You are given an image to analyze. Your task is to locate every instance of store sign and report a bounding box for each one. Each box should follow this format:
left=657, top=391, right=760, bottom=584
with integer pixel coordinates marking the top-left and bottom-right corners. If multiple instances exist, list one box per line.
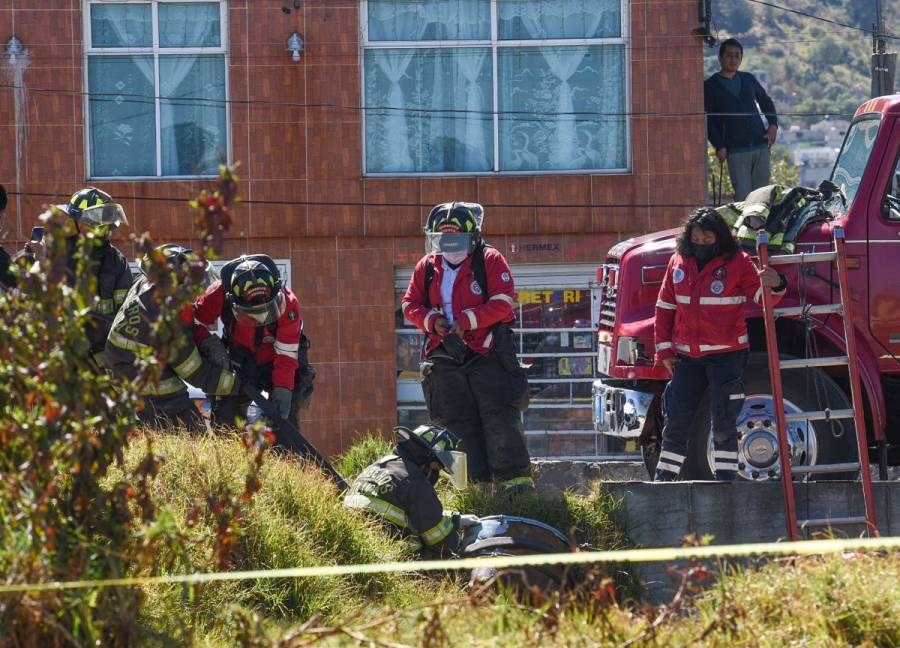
left=517, top=289, right=583, bottom=305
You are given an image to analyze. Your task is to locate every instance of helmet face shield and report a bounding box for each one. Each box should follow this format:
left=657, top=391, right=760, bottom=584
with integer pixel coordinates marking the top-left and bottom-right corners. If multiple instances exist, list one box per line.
left=231, top=289, right=286, bottom=326
left=436, top=449, right=468, bottom=490
left=425, top=231, right=477, bottom=256
left=79, top=202, right=128, bottom=229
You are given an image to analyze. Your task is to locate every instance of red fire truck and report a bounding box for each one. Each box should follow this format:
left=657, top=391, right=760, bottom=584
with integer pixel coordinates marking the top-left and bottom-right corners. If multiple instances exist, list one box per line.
left=593, top=95, right=900, bottom=480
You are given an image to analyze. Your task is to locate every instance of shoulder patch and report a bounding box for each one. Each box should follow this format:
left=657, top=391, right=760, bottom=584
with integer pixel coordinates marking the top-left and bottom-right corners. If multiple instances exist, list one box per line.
left=288, top=310, right=298, bottom=321
left=673, top=267, right=685, bottom=284
left=470, top=280, right=483, bottom=296
left=501, top=271, right=511, bottom=282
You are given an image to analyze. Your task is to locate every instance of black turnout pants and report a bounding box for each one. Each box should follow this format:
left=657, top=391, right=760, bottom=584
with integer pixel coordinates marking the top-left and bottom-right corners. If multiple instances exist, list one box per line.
left=422, top=351, right=530, bottom=483
left=139, top=392, right=205, bottom=434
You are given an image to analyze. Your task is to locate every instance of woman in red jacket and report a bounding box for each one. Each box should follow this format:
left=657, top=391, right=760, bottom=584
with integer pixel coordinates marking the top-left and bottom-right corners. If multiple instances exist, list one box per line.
left=654, top=208, right=786, bottom=481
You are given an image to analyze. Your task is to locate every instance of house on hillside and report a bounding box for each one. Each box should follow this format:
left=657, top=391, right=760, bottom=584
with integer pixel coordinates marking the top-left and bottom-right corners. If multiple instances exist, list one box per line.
left=0, top=0, right=705, bottom=459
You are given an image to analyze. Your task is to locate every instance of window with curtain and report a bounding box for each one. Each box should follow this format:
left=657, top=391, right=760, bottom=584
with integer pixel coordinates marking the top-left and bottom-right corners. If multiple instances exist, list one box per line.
left=363, top=0, right=627, bottom=175
left=86, top=1, right=227, bottom=178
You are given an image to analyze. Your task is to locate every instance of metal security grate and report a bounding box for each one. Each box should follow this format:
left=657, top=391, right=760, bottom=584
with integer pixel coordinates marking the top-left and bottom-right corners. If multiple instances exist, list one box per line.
left=597, top=262, right=619, bottom=332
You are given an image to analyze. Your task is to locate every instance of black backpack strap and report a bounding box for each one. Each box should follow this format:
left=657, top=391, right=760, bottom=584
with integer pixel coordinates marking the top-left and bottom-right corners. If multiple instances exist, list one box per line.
left=471, top=242, right=489, bottom=304
left=423, top=258, right=434, bottom=309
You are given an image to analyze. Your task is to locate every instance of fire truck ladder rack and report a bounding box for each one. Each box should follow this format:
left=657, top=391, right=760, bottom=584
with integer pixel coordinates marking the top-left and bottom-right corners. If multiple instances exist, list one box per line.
left=757, top=227, right=878, bottom=541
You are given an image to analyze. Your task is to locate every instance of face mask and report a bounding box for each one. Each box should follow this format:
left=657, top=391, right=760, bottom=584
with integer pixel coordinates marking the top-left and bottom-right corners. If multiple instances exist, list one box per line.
left=442, top=251, right=468, bottom=265
left=693, top=243, right=718, bottom=262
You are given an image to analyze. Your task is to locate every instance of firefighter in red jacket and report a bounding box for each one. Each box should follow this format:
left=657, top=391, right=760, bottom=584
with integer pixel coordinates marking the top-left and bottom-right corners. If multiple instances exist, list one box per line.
left=654, top=207, right=786, bottom=481
left=193, top=254, right=314, bottom=428
left=401, top=202, right=532, bottom=490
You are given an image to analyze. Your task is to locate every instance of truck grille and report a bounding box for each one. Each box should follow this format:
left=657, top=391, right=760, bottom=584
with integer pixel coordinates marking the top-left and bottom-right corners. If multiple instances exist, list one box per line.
left=598, top=262, right=619, bottom=332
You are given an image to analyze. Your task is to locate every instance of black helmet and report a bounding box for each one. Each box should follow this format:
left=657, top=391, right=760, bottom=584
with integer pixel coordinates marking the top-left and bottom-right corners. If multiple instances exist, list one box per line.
left=223, top=254, right=285, bottom=326
left=424, top=202, right=484, bottom=256
left=394, top=424, right=468, bottom=489
left=140, top=243, right=193, bottom=276
left=67, top=187, right=127, bottom=234
left=68, top=187, right=112, bottom=220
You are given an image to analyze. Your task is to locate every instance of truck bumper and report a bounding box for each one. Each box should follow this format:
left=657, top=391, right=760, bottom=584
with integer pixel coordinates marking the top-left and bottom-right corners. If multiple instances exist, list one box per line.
left=592, top=379, right=656, bottom=438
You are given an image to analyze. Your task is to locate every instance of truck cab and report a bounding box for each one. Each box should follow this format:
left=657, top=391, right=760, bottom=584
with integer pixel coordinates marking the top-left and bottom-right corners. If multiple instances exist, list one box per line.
left=593, top=95, right=900, bottom=480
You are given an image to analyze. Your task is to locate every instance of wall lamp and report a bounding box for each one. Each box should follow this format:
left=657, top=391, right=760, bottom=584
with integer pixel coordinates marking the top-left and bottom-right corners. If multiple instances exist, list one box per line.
left=4, top=36, right=24, bottom=63
left=287, top=32, right=304, bottom=62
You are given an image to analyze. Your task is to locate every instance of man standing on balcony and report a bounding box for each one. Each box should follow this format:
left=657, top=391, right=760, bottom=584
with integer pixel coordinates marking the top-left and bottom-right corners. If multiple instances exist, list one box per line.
left=705, top=38, right=779, bottom=201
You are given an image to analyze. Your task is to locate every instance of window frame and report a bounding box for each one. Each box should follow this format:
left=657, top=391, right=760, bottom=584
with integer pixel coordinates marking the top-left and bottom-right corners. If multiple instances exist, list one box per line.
left=83, top=0, right=231, bottom=180
left=359, top=0, right=631, bottom=177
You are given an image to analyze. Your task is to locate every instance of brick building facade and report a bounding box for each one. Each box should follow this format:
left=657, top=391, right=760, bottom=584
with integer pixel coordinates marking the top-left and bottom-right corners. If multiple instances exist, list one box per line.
left=0, top=0, right=706, bottom=457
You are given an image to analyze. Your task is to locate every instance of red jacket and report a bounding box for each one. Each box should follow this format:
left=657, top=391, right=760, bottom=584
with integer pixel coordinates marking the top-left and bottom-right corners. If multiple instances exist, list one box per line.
left=401, top=247, right=516, bottom=357
left=193, top=281, right=303, bottom=390
left=654, top=250, right=784, bottom=362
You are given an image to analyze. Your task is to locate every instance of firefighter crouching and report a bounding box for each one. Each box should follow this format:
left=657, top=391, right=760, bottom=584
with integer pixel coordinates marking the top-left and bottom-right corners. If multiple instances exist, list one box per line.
left=105, top=244, right=241, bottom=432
left=401, top=202, right=532, bottom=490
left=344, top=424, right=477, bottom=556
left=654, top=208, right=787, bottom=481
left=192, top=254, right=315, bottom=429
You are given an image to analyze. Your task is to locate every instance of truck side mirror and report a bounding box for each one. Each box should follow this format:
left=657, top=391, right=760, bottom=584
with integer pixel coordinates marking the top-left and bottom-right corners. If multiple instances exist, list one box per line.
left=883, top=194, right=900, bottom=221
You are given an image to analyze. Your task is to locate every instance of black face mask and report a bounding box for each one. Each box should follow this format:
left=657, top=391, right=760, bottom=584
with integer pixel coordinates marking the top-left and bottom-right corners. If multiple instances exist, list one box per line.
left=693, top=243, right=718, bottom=262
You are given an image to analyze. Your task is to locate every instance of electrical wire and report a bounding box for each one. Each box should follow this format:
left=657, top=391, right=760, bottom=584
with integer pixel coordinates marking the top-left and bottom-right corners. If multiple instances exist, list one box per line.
left=0, top=83, right=859, bottom=120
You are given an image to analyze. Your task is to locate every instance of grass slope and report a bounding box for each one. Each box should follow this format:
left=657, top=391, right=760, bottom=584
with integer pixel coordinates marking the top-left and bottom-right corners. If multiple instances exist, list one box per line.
left=116, top=433, right=899, bottom=646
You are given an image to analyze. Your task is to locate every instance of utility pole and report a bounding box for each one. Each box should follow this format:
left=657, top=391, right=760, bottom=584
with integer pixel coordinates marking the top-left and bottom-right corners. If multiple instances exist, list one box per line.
left=872, top=0, right=897, bottom=97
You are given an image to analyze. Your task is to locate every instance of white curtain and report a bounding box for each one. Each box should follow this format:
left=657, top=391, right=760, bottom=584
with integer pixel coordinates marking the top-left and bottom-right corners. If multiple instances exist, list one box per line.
left=498, top=0, right=619, bottom=40
left=90, top=4, right=152, bottom=47
left=516, top=4, right=604, bottom=168
left=368, top=0, right=489, bottom=40
left=498, top=45, right=625, bottom=171
left=160, top=56, right=226, bottom=175
left=375, top=51, right=418, bottom=170
left=88, top=55, right=157, bottom=176
left=367, top=48, right=492, bottom=173
left=458, top=50, right=489, bottom=170
left=158, top=3, right=220, bottom=47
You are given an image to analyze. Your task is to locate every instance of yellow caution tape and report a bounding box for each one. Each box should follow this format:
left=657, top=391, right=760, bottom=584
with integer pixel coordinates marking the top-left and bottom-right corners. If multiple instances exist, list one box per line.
left=1, top=536, right=898, bottom=594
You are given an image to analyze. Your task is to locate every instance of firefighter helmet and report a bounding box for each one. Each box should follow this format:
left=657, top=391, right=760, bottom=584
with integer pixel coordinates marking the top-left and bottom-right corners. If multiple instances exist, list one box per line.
left=424, top=202, right=483, bottom=256
left=140, top=243, right=195, bottom=277
left=395, top=424, right=468, bottom=489
left=67, top=187, right=127, bottom=235
left=225, top=254, right=286, bottom=326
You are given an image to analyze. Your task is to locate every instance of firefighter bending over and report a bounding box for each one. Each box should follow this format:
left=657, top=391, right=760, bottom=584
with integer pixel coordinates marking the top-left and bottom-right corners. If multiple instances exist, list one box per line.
left=192, top=254, right=315, bottom=428
left=105, top=244, right=241, bottom=432
left=344, top=425, right=476, bottom=556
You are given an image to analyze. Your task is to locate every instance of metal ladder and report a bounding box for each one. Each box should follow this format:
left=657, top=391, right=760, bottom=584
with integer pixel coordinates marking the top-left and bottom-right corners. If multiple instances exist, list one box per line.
left=756, top=226, right=878, bottom=541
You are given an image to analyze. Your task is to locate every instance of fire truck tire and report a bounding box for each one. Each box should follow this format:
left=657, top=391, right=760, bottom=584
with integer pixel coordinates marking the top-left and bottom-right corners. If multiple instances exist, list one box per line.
left=644, top=352, right=858, bottom=481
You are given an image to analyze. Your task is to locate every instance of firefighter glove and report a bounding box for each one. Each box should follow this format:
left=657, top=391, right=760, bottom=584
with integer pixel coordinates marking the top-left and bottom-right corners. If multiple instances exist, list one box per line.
left=271, top=386, right=292, bottom=420
left=199, top=335, right=229, bottom=367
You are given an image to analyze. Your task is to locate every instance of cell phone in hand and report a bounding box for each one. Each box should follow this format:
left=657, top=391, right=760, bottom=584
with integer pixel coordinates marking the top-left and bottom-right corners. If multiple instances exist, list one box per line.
left=30, top=226, right=44, bottom=242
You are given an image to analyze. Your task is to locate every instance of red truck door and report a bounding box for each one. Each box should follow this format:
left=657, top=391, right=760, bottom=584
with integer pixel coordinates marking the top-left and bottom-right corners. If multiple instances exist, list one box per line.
left=864, top=117, right=900, bottom=372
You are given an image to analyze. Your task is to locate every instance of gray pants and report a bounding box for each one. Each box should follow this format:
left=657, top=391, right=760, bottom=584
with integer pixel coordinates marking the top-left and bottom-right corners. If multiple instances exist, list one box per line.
left=727, top=147, right=771, bottom=201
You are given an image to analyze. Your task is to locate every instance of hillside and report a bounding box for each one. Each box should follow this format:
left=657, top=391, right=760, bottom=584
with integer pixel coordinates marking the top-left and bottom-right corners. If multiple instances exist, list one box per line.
left=707, top=0, right=900, bottom=126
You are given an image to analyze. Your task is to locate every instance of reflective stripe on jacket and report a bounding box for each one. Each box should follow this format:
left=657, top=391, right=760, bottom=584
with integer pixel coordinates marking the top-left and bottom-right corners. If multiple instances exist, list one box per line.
left=400, top=247, right=516, bottom=357
left=654, top=250, right=784, bottom=362
left=343, top=454, right=460, bottom=551
left=192, top=281, right=303, bottom=390
left=106, top=276, right=238, bottom=397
